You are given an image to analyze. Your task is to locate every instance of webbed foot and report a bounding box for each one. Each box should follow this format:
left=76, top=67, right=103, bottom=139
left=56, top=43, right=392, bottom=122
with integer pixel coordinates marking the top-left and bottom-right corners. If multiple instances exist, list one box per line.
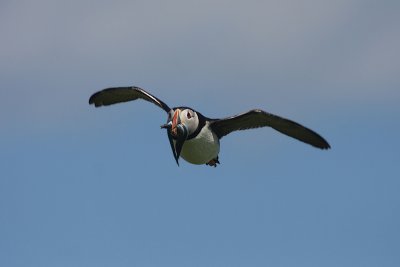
left=206, top=157, right=220, bottom=167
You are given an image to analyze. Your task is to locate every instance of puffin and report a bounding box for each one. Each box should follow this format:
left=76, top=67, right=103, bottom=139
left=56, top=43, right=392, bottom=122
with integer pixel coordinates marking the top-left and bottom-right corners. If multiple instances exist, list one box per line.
left=89, top=86, right=330, bottom=167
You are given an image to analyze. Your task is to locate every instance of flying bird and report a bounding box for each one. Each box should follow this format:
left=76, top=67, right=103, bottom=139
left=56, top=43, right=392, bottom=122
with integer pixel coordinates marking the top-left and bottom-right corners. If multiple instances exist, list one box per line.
left=89, top=86, right=330, bottom=167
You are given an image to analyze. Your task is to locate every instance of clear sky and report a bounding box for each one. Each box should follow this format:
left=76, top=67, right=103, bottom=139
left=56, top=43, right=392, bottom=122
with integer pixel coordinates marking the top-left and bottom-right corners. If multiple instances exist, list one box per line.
left=1, top=0, right=399, bottom=266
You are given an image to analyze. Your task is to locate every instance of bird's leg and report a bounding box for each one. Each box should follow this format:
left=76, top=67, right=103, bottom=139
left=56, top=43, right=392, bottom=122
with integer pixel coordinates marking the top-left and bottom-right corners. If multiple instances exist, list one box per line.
left=206, top=157, right=220, bottom=167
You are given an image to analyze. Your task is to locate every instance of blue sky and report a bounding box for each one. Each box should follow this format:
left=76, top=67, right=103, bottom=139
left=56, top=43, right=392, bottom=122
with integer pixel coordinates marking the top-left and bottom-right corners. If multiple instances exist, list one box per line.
left=1, top=0, right=399, bottom=266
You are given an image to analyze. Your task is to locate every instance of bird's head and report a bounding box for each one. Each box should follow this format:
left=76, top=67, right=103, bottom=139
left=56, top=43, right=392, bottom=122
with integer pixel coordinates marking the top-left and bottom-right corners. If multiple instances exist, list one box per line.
left=160, top=108, right=199, bottom=165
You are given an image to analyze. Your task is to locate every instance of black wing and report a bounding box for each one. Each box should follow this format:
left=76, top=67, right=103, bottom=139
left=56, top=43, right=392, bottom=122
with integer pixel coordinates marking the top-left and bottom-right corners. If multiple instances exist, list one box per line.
left=210, top=109, right=330, bottom=149
left=89, top=86, right=171, bottom=113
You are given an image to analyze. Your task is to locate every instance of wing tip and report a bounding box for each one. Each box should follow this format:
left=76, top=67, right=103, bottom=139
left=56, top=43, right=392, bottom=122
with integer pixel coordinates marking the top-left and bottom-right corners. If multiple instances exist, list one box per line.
left=88, top=92, right=103, bottom=107
left=88, top=96, right=94, bottom=105
left=314, top=139, right=331, bottom=150
left=89, top=87, right=128, bottom=107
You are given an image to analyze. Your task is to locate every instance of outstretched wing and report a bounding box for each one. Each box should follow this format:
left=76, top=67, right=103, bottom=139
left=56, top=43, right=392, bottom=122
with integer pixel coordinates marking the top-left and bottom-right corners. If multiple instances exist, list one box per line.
left=89, top=86, right=171, bottom=113
left=210, top=109, right=330, bottom=149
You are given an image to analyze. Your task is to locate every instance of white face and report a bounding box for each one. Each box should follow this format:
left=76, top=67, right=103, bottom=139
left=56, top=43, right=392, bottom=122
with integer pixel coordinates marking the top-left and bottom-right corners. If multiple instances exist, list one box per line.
left=179, top=108, right=199, bottom=136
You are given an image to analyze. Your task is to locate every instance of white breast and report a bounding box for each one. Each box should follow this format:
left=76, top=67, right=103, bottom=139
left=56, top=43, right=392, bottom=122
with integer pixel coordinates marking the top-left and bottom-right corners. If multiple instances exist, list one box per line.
left=178, top=122, right=220, bottom=165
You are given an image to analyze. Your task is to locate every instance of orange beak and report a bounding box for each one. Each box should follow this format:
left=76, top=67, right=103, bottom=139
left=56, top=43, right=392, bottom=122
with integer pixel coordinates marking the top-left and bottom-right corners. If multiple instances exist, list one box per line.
left=171, top=109, right=181, bottom=136
left=160, top=108, right=188, bottom=166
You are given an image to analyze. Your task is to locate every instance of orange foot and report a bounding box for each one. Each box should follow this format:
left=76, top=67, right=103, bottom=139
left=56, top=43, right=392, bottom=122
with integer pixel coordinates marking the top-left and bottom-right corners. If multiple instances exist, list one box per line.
left=206, top=157, right=220, bottom=167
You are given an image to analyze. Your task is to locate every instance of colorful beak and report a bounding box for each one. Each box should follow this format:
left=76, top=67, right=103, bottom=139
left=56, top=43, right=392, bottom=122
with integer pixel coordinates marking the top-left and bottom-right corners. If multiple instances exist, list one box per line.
left=171, top=109, right=181, bottom=137
left=160, top=109, right=188, bottom=166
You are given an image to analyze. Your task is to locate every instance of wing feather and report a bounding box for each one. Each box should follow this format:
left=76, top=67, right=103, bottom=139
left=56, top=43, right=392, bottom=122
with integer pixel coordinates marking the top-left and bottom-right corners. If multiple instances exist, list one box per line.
left=210, top=109, right=330, bottom=149
left=89, top=86, right=170, bottom=113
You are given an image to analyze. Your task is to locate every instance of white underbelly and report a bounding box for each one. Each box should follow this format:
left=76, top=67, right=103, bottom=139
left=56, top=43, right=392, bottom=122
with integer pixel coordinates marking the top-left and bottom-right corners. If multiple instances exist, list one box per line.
left=178, top=124, right=220, bottom=165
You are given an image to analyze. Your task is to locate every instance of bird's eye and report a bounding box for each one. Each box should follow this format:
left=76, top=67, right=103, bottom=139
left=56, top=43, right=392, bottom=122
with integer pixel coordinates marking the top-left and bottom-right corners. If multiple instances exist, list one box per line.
left=187, top=112, right=192, bottom=119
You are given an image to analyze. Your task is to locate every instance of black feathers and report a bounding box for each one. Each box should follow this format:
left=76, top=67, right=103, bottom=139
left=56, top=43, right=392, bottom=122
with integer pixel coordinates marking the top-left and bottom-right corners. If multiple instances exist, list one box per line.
left=210, top=109, right=330, bottom=149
